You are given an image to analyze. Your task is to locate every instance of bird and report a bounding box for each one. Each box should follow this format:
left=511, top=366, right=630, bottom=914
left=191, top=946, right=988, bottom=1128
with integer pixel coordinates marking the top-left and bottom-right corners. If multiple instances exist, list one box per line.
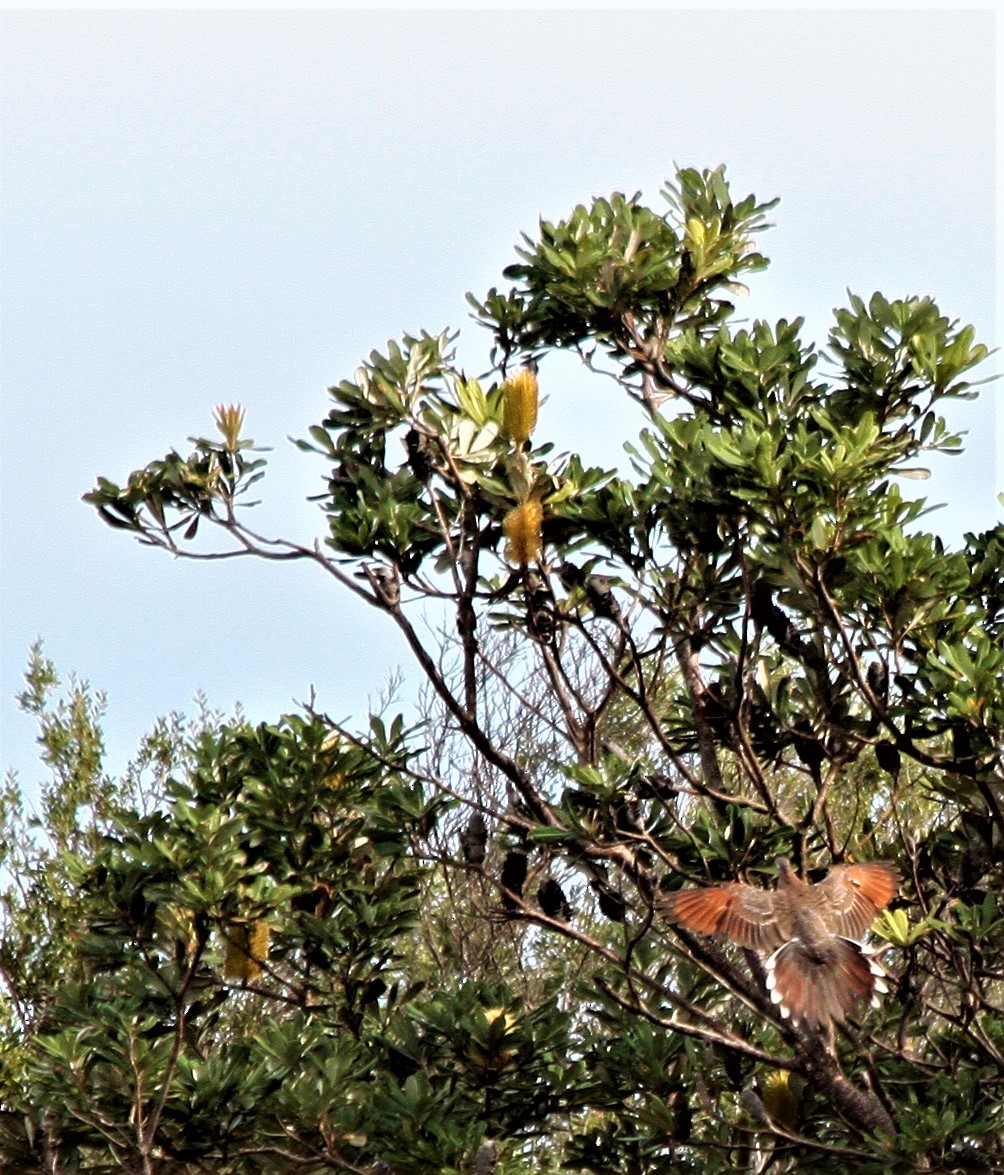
left=660, top=858, right=900, bottom=1029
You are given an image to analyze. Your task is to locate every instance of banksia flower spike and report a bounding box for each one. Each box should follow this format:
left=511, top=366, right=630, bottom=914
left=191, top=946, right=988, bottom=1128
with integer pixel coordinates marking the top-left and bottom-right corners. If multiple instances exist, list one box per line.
left=223, top=920, right=270, bottom=982
left=502, top=369, right=539, bottom=446
left=503, top=498, right=543, bottom=565
left=223, top=926, right=245, bottom=981
left=246, top=919, right=270, bottom=977
left=761, top=1069, right=800, bottom=1131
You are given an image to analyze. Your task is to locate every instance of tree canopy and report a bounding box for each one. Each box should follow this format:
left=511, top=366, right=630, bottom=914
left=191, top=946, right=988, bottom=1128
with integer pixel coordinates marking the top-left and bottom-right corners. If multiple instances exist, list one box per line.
left=3, top=164, right=1002, bottom=1174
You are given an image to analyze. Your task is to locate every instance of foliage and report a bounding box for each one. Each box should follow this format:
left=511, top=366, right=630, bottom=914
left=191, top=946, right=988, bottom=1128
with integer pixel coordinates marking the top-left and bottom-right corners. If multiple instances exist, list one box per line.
left=2, top=164, right=1001, bottom=1172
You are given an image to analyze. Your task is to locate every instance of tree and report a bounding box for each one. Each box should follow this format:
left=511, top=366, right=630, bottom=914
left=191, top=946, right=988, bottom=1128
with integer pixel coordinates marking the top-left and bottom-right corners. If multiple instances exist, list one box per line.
left=3, top=164, right=1002, bottom=1172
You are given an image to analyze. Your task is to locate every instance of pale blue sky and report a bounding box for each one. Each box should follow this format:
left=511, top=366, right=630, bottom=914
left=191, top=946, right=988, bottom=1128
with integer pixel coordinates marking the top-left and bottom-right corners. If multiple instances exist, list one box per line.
left=1, top=8, right=998, bottom=793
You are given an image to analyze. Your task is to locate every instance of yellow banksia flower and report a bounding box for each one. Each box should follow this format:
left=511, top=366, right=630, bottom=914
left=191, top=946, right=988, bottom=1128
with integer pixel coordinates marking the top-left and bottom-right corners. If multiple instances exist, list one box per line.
left=502, top=369, right=539, bottom=446
left=483, top=1007, right=518, bottom=1033
left=503, top=498, right=543, bottom=565
left=246, top=920, right=270, bottom=975
left=223, top=920, right=270, bottom=982
left=214, top=403, right=246, bottom=451
left=465, top=1007, right=521, bottom=1074
left=761, top=1069, right=800, bottom=1131
left=223, top=928, right=248, bottom=981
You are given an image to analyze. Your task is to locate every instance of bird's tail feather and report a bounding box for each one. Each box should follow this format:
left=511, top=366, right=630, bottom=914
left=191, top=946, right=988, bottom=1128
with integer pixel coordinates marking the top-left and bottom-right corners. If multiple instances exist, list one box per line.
left=766, top=937, right=888, bottom=1027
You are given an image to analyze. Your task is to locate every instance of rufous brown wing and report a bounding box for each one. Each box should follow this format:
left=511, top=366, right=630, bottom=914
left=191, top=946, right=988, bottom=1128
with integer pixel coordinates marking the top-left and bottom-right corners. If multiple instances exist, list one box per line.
left=661, top=859, right=900, bottom=1028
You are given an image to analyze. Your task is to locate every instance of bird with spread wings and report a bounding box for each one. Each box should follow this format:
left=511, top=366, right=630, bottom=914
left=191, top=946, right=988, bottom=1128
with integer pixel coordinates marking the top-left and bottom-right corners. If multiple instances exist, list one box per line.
left=660, top=858, right=901, bottom=1029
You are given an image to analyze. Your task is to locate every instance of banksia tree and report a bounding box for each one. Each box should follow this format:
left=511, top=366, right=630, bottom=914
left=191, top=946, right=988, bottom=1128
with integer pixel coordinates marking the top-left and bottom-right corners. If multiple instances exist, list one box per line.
left=5, top=164, right=997, bottom=1172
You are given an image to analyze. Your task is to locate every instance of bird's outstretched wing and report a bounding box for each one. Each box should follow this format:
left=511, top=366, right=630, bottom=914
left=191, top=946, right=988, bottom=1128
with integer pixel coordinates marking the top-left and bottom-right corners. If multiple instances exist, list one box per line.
left=816, top=861, right=900, bottom=938
left=661, top=882, right=786, bottom=951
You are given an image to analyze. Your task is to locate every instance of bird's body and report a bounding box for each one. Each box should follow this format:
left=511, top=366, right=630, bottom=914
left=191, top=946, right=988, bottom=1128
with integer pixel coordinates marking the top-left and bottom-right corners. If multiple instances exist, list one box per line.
left=661, top=858, right=900, bottom=1028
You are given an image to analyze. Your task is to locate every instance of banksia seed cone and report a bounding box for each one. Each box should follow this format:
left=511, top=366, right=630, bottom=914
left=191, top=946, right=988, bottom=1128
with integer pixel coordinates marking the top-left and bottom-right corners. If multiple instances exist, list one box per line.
left=500, top=850, right=528, bottom=909
left=503, top=499, right=543, bottom=565
left=538, top=878, right=572, bottom=920
left=502, top=369, right=539, bottom=445
left=461, top=811, right=489, bottom=865
left=474, top=1140, right=501, bottom=1175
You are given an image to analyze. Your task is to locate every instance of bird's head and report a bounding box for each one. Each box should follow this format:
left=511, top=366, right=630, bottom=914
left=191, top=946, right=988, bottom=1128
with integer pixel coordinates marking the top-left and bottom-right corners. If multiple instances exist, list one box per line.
left=773, top=857, right=796, bottom=881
